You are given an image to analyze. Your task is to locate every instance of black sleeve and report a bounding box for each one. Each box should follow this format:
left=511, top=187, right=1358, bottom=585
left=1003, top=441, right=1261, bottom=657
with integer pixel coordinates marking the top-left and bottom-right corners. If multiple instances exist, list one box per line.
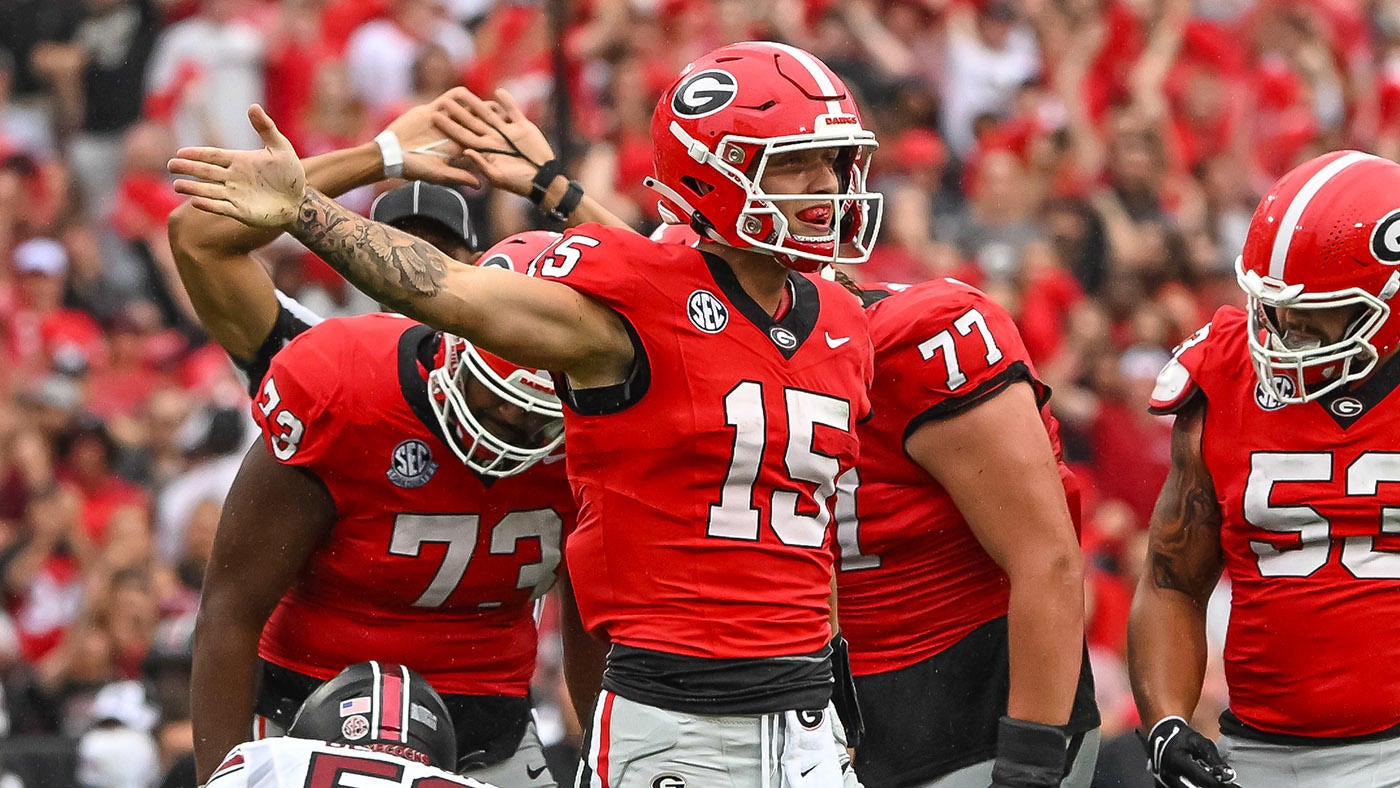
left=233, top=294, right=320, bottom=396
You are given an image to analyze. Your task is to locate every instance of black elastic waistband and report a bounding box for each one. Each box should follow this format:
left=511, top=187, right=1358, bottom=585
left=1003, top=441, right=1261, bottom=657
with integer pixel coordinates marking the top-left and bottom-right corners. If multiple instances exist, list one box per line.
left=601, top=643, right=833, bottom=715
left=1220, top=709, right=1400, bottom=747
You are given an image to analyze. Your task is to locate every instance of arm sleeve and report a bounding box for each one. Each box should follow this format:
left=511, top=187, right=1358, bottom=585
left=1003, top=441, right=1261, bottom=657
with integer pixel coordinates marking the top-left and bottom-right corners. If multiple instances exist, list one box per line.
left=232, top=291, right=323, bottom=397
left=248, top=325, right=347, bottom=471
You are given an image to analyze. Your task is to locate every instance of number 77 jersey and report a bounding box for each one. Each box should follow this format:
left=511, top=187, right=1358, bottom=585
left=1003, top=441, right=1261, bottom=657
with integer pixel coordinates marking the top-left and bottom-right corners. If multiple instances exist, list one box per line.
left=836, top=278, right=1075, bottom=676
left=1150, top=305, right=1400, bottom=738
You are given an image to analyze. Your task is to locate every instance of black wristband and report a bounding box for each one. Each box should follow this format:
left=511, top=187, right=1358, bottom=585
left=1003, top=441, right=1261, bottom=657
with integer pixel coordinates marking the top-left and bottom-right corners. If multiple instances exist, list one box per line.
left=992, top=716, right=1069, bottom=787
left=529, top=159, right=565, bottom=206
left=547, top=179, right=585, bottom=222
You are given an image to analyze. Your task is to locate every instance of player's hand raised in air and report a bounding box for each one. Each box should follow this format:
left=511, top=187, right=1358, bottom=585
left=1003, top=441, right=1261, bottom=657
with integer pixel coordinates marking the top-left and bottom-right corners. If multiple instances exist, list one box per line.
left=169, top=104, right=306, bottom=228
left=433, top=87, right=557, bottom=197
left=380, top=89, right=484, bottom=188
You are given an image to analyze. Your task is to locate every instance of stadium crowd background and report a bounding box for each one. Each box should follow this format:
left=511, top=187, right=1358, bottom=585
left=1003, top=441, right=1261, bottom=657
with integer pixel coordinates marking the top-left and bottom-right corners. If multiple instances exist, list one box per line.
left=0, top=0, right=1389, bottom=784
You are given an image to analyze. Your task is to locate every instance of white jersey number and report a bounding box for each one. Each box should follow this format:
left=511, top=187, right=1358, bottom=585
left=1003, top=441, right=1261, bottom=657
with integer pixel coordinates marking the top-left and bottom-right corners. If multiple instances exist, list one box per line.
left=1245, top=451, right=1400, bottom=578
left=390, top=510, right=562, bottom=608
left=708, top=381, right=851, bottom=548
left=916, top=308, right=1004, bottom=391
left=256, top=377, right=306, bottom=461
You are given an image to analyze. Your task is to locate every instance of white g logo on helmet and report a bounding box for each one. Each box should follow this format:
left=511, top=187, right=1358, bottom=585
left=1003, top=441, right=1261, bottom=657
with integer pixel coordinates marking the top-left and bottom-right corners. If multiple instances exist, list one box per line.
left=672, top=70, right=738, bottom=118
left=1370, top=210, right=1400, bottom=265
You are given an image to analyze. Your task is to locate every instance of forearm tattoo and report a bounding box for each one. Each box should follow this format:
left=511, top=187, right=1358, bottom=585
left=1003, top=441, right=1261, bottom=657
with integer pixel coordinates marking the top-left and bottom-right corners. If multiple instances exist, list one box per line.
left=289, top=189, right=449, bottom=317
left=1148, top=399, right=1225, bottom=601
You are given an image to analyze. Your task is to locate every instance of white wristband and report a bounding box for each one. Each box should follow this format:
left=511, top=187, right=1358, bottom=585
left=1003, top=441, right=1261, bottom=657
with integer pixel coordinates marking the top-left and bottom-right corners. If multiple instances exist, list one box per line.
left=374, top=130, right=404, bottom=179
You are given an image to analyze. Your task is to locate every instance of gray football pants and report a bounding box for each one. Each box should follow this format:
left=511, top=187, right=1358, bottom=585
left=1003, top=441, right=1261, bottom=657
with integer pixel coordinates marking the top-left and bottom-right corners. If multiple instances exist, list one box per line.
left=1216, top=731, right=1400, bottom=788
left=574, top=691, right=861, bottom=787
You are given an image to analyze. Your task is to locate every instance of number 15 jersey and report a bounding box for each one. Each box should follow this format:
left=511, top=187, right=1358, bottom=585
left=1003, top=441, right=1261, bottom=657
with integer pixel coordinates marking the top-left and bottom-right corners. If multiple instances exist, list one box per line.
left=525, top=225, right=872, bottom=660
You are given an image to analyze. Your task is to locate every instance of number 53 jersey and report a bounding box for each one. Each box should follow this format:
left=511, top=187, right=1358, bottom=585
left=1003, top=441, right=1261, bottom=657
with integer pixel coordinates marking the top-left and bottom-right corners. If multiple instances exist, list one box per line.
left=250, top=313, right=577, bottom=698
left=1150, top=305, right=1400, bottom=739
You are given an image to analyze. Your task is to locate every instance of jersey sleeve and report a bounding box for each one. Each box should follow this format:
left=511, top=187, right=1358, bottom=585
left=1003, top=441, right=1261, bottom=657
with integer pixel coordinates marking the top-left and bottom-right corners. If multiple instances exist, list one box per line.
left=524, top=224, right=647, bottom=315
left=880, top=281, right=1043, bottom=439
left=1147, top=319, right=1216, bottom=414
left=232, top=290, right=323, bottom=397
left=204, top=745, right=249, bottom=788
left=249, top=322, right=349, bottom=470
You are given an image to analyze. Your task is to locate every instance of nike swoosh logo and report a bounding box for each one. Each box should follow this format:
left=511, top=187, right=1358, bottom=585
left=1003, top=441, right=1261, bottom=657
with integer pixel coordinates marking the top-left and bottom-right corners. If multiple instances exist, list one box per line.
left=801, top=764, right=820, bottom=778
left=526, top=763, right=548, bottom=780
left=825, top=333, right=850, bottom=348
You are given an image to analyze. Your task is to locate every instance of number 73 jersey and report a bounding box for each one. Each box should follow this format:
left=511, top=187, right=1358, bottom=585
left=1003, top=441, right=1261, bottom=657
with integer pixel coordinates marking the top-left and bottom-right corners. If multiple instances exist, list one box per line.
left=250, top=314, right=577, bottom=698
left=1150, top=305, right=1400, bottom=738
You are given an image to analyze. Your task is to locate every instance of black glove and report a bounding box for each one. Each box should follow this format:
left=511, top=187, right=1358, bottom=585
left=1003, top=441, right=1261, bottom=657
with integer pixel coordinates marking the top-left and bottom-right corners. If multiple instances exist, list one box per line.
left=828, top=633, right=865, bottom=750
left=1143, top=716, right=1238, bottom=788
left=989, top=716, right=1069, bottom=787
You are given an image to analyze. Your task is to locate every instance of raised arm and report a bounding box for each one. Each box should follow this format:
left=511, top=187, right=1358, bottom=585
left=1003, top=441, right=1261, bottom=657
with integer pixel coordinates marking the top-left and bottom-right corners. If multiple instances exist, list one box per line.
left=1126, top=396, right=1237, bottom=788
left=431, top=87, right=633, bottom=230
left=167, top=93, right=482, bottom=360
left=169, top=105, right=634, bottom=385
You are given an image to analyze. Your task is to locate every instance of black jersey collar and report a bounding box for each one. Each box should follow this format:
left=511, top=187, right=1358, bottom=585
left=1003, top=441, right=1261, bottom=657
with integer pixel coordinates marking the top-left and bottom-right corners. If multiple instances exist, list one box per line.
left=701, top=251, right=820, bottom=360
left=1316, top=352, right=1400, bottom=429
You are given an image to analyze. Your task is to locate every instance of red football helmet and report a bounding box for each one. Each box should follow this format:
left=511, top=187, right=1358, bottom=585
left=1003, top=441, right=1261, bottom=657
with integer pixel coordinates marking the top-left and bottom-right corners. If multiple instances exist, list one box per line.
left=647, top=41, right=883, bottom=272
left=1236, top=150, right=1400, bottom=403
left=427, top=336, right=563, bottom=477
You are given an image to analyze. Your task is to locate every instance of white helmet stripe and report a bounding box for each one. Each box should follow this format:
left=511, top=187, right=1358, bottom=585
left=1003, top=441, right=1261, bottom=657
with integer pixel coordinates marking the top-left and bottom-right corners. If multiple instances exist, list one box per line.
left=1269, top=151, right=1376, bottom=279
left=369, top=660, right=382, bottom=739
left=763, top=41, right=843, bottom=117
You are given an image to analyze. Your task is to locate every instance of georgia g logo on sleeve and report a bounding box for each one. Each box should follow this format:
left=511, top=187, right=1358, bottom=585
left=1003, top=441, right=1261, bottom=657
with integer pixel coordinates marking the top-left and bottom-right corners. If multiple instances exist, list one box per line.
left=672, top=70, right=738, bottom=118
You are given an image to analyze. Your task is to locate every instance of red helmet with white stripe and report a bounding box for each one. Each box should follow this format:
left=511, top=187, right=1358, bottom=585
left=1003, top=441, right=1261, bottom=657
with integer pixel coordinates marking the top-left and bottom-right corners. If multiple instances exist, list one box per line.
left=288, top=661, right=457, bottom=769
left=646, top=41, right=883, bottom=272
left=1237, top=150, right=1400, bottom=403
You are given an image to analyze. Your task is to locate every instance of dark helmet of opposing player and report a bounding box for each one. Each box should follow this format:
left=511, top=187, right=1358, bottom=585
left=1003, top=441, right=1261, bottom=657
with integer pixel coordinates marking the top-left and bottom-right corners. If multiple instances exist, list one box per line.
left=1237, top=150, right=1400, bottom=403
left=427, top=336, right=564, bottom=477
left=647, top=41, right=883, bottom=273
left=287, top=661, right=457, bottom=770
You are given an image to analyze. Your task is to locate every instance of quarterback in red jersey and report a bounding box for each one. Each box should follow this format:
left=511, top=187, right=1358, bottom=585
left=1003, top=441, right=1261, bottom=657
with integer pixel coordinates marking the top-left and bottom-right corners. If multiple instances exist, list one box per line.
left=1131, top=151, right=1400, bottom=788
left=170, top=90, right=623, bottom=786
left=836, top=277, right=1098, bottom=787
left=172, top=41, right=882, bottom=786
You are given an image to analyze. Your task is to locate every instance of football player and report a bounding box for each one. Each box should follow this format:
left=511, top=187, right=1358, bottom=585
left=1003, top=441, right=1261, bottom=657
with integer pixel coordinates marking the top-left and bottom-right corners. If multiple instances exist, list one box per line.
left=1131, top=150, right=1400, bottom=787
left=835, top=276, right=1100, bottom=788
left=206, top=661, right=498, bottom=788
left=172, top=90, right=618, bottom=787
left=171, top=41, right=882, bottom=786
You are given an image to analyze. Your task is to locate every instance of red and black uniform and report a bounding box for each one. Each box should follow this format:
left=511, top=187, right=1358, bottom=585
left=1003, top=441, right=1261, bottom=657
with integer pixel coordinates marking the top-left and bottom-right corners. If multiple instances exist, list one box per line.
left=249, top=312, right=576, bottom=765
left=838, top=279, right=1098, bottom=786
left=1150, top=306, right=1400, bottom=742
left=502, top=224, right=872, bottom=715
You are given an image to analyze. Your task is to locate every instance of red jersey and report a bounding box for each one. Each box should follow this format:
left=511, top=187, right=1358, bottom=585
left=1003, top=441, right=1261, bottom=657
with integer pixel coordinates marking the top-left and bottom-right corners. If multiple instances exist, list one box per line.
left=250, top=313, right=576, bottom=697
left=837, top=279, right=1078, bottom=676
left=1149, top=306, right=1400, bottom=738
left=509, top=224, right=871, bottom=659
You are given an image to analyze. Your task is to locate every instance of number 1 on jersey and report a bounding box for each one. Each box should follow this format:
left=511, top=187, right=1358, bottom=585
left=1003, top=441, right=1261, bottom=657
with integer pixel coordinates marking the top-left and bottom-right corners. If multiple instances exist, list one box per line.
left=708, top=381, right=851, bottom=548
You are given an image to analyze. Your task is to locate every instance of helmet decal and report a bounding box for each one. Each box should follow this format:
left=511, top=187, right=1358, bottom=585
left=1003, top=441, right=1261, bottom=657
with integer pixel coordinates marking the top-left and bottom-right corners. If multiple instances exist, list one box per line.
left=1371, top=209, right=1400, bottom=264
left=672, top=70, right=738, bottom=118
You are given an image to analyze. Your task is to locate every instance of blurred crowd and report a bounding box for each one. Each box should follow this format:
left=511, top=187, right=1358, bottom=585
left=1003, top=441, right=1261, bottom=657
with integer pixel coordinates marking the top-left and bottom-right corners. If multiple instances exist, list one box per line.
left=0, top=0, right=1393, bottom=784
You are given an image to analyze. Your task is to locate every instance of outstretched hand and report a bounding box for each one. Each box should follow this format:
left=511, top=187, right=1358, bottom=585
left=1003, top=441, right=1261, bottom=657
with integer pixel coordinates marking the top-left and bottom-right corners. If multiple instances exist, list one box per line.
left=382, top=90, right=483, bottom=187
left=168, top=104, right=307, bottom=228
left=433, top=87, right=557, bottom=197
